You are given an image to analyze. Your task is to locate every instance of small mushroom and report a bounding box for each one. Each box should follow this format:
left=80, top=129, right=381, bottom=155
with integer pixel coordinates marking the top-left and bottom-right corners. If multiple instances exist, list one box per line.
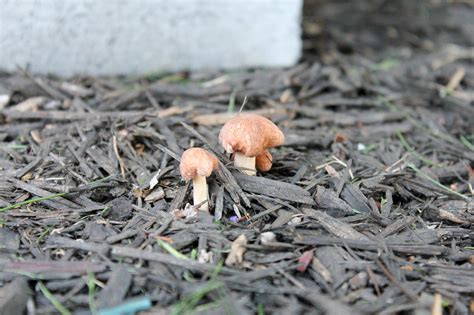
left=219, top=114, right=284, bottom=175
left=256, top=150, right=272, bottom=172
left=179, top=148, right=218, bottom=212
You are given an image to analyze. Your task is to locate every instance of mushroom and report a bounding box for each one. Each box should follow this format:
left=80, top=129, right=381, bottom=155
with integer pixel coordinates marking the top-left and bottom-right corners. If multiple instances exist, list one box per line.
left=179, top=148, right=218, bottom=212
left=256, top=150, right=272, bottom=172
left=219, top=114, right=284, bottom=175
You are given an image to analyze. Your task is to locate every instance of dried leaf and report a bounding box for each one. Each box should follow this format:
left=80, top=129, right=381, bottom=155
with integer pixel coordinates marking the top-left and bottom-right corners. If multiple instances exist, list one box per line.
left=225, top=234, right=247, bottom=267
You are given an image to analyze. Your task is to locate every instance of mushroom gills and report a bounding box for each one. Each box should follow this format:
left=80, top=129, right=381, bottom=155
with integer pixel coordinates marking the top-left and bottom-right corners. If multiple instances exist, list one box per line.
left=192, top=174, right=209, bottom=211
left=234, top=153, right=256, bottom=176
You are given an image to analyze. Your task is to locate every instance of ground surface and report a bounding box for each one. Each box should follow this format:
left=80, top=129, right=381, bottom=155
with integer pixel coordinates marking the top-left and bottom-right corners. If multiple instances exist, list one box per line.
left=0, top=1, right=473, bottom=314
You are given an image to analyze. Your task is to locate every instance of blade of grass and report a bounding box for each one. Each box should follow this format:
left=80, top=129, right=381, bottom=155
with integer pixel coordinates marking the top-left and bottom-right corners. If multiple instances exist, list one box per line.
left=372, top=57, right=398, bottom=71
left=460, top=135, right=474, bottom=151
left=157, top=239, right=189, bottom=260
left=87, top=272, right=98, bottom=315
left=171, top=261, right=226, bottom=315
left=227, top=90, right=236, bottom=113
left=0, top=175, right=114, bottom=213
left=7, top=270, right=43, bottom=279
left=171, top=281, right=223, bottom=315
left=381, top=98, right=467, bottom=149
left=1, top=143, right=29, bottom=150
left=38, top=281, right=71, bottom=315
left=37, top=226, right=52, bottom=243
left=190, top=248, right=197, bottom=260
left=407, top=163, right=469, bottom=201
left=396, top=131, right=438, bottom=166
left=210, top=260, right=223, bottom=280
left=0, top=192, right=67, bottom=212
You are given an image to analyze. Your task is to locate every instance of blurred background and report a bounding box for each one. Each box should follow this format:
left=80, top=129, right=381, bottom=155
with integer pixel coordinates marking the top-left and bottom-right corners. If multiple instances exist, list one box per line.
left=1, top=0, right=472, bottom=76
left=303, top=0, right=473, bottom=61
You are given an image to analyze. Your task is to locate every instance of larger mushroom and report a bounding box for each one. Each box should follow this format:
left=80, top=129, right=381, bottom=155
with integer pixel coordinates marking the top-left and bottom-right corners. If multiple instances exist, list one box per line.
left=179, top=148, right=218, bottom=212
left=219, top=114, right=284, bottom=175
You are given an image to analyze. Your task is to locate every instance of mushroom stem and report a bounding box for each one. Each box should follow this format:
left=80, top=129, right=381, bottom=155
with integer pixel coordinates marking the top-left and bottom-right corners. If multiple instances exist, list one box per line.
left=192, top=175, right=209, bottom=212
left=234, top=153, right=256, bottom=176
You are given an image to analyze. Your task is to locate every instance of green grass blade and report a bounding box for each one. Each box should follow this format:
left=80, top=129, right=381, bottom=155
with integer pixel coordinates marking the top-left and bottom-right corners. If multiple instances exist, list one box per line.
left=157, top=239, right=189, bottom=260
left=170, top=261, right=226, bottom=315
left=0, top=175, right=116, bottom=213
left=87, top=272, right=98, bottom=315
left=407, top=163, right=469, bottom=201
left=171, top=281, right=223, bottom=315
left=460, top=135, right=474, bottom=151
left=0, top=192, right=67, bottom=212
left=227, top=90, right=236, bottom=113
left=210, top=260, right=224, bottom=279
left=38, top=281, right=71, bottom=315
left=37, top=226, right=52, bottom=243
left=397, top=131, right=438, bottom=166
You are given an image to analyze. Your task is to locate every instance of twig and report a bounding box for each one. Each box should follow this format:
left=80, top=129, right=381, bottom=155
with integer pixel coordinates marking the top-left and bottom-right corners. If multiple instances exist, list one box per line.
left=445, top=67, right=465, bottom=92
left=112, top=135, right=126, bottom=178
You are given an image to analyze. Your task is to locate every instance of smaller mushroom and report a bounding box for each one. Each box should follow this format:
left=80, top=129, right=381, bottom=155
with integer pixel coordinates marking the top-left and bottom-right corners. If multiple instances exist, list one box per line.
left=255, top=150, right=272, bottom=172
left=179, top=148, right=218, bottom=212
left=219, top=114, right=284, bottom=175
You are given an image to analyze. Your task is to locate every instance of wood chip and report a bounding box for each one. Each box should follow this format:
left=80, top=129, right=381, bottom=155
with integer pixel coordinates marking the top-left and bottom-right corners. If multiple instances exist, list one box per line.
left=234, top=173, right=315, bottom=204
left=303, top=209, right=369, bottom=240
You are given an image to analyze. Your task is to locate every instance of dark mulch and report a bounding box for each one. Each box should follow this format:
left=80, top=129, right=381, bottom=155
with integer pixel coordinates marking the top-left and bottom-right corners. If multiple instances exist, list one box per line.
left=1, top=1, right=473, bottom=314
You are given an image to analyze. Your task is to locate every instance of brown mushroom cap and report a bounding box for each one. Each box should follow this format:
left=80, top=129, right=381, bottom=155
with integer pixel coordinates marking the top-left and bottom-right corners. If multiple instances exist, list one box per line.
left=179, top=148, right=219, bottom=181
left=255, top=150, right=272, bottom=172
left=218, top=114, right=284, bottom=157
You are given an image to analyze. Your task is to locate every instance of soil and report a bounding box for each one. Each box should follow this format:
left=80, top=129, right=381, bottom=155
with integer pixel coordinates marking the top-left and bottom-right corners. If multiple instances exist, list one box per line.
left=1, top=1, right=473, bottom=314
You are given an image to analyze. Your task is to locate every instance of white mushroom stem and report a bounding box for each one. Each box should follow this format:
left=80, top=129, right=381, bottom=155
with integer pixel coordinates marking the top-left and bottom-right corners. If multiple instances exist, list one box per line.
left=192, top=175, right=209, bottom=212
left=234, top=152, right=256, bottom=176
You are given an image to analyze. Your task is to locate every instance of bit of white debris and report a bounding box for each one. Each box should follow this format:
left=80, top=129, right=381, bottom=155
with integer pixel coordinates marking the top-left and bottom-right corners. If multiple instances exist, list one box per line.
left=0, top=94, right=10, bottom=110
left=149, top=171, right=161, bottom=190
left=357, top=143, right=366, bottom=151
left=198, top=250, right=213, bottom=264
left=288, top=215, right=303, bottom=225
left=260, top=232, right=277, bottom=245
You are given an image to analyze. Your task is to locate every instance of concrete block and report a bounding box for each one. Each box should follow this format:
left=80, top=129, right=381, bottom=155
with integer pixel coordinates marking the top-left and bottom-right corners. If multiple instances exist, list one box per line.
left=0, top=0, right=303, bottom=76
